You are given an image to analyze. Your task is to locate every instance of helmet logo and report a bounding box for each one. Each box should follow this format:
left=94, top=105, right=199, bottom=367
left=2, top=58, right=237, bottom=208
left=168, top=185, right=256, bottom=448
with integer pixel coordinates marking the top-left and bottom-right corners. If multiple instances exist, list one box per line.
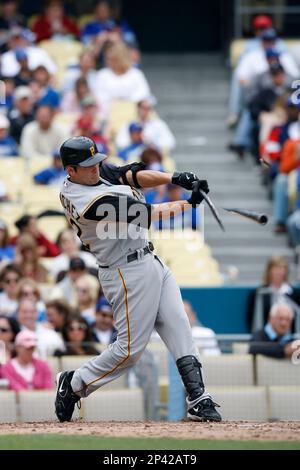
left=90, top=146, right=95, bottom=156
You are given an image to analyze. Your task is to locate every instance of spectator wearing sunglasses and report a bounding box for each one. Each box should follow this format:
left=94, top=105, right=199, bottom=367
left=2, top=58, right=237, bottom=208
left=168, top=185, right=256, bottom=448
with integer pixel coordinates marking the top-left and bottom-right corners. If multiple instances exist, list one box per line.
left=57, top=316, right=99, bottom=356
left=0, top=264, right=23, bottom=316
left=92, top=296, right=117, bottom=346
left=0, top=315, right=20, bottom=362
left=16, top=278, right=47, bottom=322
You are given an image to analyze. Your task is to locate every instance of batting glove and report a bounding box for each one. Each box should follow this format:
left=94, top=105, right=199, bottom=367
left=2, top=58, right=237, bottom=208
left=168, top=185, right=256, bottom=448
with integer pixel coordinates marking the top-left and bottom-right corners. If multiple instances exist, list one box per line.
left=187, top=180, right=209, bottom=207
left=172, top=171, right=199, bottom=190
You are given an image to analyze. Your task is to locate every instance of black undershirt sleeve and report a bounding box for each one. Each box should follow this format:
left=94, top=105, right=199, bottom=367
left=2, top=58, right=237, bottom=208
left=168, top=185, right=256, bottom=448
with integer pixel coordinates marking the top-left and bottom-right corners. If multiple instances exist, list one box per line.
left=100, top=162, right=146, bottom=188
left=83, top=195, right=152, bottom=229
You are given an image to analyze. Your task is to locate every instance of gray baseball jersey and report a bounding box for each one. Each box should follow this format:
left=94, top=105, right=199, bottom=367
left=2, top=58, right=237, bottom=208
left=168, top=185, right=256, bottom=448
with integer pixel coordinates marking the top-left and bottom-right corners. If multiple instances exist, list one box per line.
left=61, top=163, right=208, bottom=410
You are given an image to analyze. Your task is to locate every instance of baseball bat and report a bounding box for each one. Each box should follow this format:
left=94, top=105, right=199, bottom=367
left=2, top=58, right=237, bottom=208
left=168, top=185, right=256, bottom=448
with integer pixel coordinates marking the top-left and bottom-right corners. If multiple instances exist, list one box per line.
left=222, top=207, right=268, bottom=225
left=199, top=189, right=225, bottom=232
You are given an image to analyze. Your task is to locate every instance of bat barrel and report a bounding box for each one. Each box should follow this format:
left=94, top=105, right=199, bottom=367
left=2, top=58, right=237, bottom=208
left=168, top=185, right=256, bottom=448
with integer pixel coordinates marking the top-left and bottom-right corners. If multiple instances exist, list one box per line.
left=223, top=208, right=268, bottom=225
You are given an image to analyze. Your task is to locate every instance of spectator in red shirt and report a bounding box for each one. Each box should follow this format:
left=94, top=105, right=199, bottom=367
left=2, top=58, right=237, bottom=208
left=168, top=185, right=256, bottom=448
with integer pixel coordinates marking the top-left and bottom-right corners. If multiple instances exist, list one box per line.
left=32, top=0, right=80, bottom=43
left=1, top=329, right=53, bottom=391
left=11, top=214, right=60, bottom=258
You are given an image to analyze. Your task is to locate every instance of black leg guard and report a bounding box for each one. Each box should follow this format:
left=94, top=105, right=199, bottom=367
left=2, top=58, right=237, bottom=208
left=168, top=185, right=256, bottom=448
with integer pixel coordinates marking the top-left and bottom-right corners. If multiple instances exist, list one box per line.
left=176, top=355, right=205, bottom=401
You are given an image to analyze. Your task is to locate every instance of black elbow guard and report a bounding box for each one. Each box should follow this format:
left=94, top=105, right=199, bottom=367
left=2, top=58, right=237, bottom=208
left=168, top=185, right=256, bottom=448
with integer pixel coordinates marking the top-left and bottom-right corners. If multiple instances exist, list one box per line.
left=119, top=161, right=146, bottom=188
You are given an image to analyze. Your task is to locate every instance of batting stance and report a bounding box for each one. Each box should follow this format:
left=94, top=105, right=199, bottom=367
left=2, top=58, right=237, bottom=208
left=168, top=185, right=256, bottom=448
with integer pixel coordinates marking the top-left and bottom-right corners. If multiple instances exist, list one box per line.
left=55, top=136, right=221, bottom=422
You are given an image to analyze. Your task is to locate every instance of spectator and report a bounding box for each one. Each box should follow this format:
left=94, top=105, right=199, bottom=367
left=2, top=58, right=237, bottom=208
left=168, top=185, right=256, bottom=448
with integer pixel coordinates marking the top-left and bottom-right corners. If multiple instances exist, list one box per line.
left=12, top=214, right=60, bottom=258
left=61, top=76, right=91, bottom=113
left=32, top=0, right=80, bottom=43
left=13, top=48, right=32, bottom=86
left=16, top=299, right=64, bottom=356
left=0, top=77, right=15, bottom=114
left=95, top=42, right=151, bottom=117
left=20, top=105, right=67, bottom=160
left=0, top=114, right=18, bottom=157
left=0, top=264, right=22, bottom=316
left=32, top=65, right=60, bottom=109
left=8, top=86, right=34, bottom=144
left=116, top=99, right=176, bottom=152
left=33, top=149, right=67, bottom=186
left=15, top=234, right=49, bottom=283
left=0, top=315, right=20, bottom=361
left=118, top=122, right=145, bottom=161
left=0, top=1, right=25, bottom=39
left=60, top=50, right=97, bottom=96
left=50, top=257, right=88, bottom=305
left=183, top=300, right=220, bottom=356
left=75, top=274, right=99, bottom=324
left=48, top=228, right=97, bottom=280
left=58, top=315, right=99, bottom=356
left=16, top=278, right=46, bottom=322
left=73, top=96, right=109, bottom=152
left=0, top=220, right=16, bottom=263
left=0, top=27, right=56, bottom=77
left=247, top=256, right=300, bottom=332
left=45, top=299, right=72, bottom=333
left=249, top=303, right=299, bottom=359
left=81, top=0, right=136, bottom=47
left=92, top=296, right=117, bottom=346
left=1, top=330, right=53, bottom=390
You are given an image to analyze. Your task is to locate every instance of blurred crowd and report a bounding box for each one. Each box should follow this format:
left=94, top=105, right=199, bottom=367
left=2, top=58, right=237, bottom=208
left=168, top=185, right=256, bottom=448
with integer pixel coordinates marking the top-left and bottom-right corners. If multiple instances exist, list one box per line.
left=227, top=14, right=300, bottom=269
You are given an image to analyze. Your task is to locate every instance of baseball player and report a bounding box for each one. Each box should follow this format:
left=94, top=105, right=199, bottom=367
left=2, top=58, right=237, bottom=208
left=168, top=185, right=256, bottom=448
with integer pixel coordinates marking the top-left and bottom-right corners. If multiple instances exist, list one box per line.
left=55, top=136, right=221, bottom=422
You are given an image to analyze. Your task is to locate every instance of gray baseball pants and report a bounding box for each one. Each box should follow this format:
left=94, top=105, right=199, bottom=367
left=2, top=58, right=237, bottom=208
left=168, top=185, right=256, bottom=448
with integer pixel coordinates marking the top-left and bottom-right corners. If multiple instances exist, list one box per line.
left=71, top=251, right=201, bottom=398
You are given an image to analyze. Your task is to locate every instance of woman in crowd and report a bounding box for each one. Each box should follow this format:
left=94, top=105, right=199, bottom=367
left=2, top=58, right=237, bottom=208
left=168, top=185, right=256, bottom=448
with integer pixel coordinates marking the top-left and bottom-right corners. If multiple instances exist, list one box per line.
left=16, top=278, right=46, bottom=322
left=95, top=42, right=151, bottom=117
left=57, top=315, right=99, bottom=356
left=1, top=330, right=53, bottom=391
left=247, top=255, right=300, bottom=332
left=46, top=299, right=72, bottom=333
left=0, top=220, right=16, bottom=265
left=60, top=76, right=92, bottom=113
left=75, top=274, right=99, bottom=324
left=0, top=264, right=23, bottom=316
left=15, top=234, right=49, bottom=283
left=0, top=315, right=20, bottom=362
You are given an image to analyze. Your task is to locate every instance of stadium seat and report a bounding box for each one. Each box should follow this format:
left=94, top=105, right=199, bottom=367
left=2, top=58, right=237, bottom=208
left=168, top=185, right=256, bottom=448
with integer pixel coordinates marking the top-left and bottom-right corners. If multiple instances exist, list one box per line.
left=18, top=390, right=82, bottom=422
left=269, top=386, right=300, bottom=420
left=83, top=388, right=145, bottom=421
left=256, top=355, right=300, bottom=386
left=209, top=386, right=268, bottom=421
left=46, top=357, right=61, bottom=383
left=232, top=343, right=250, bottom=354
left=0, top=391, right=17, bottom=423
left=201, top=354, right=254, bottom=386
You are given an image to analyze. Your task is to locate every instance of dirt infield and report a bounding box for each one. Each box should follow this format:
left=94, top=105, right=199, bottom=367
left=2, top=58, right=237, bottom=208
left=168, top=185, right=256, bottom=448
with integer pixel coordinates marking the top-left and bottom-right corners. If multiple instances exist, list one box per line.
left=0, top=421, right=300, bottom=442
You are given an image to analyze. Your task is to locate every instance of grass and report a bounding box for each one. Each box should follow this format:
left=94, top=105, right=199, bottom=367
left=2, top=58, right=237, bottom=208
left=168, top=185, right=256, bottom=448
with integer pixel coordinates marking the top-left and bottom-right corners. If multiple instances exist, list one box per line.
left=0, top=435, right=299, bottom=450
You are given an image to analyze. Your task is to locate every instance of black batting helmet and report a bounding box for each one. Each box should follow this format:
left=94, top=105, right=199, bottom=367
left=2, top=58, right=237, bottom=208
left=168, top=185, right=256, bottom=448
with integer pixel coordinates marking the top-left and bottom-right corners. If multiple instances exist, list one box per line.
left=59, top=136, right=107, bottom=169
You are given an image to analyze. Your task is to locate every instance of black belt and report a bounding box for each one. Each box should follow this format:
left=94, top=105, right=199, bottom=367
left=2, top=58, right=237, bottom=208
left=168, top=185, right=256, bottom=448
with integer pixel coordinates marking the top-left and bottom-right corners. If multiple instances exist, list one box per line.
left=99, top=242, right=154, bottom=269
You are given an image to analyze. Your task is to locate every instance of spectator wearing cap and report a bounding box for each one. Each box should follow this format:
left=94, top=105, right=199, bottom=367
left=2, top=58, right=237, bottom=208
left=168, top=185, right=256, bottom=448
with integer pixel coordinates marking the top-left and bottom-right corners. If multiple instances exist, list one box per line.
left=31, top=65, right=60, bottom=109
left=0, top=329, right=53, bottom=390
left=13, top=48, right=32, bottom=87
left=94, top=42, right=151, bottom=118
left=20, top=104, right=68, bottom=160
left=58, top=315, right=99, bottom=356
left=0, top=27, right=56, bottom=77
left=92, top=296, right=117, bottom=346
left=50, top=257, right=88, bottom=306
left=0, top=314, right=20, bottom=362
left=0, top=219, right=16, bottom=263
left=8, top=86, right=34, bottom=144
left=0, top=264, right=22, bottom=316
left=16, top=299, right=65, bottom=356
left=48, top=228, right=97, bottom=280
left=33, top=149, right=66, bottom=186
left=0, top=114, right=18, bottom=157
left=32, top=0, right=80, bottom=43
left=11, top=214, right=60, bottom=258
left=118, top=122, right=145, bottom=161
left=116, top=99, right=176, bottom=153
